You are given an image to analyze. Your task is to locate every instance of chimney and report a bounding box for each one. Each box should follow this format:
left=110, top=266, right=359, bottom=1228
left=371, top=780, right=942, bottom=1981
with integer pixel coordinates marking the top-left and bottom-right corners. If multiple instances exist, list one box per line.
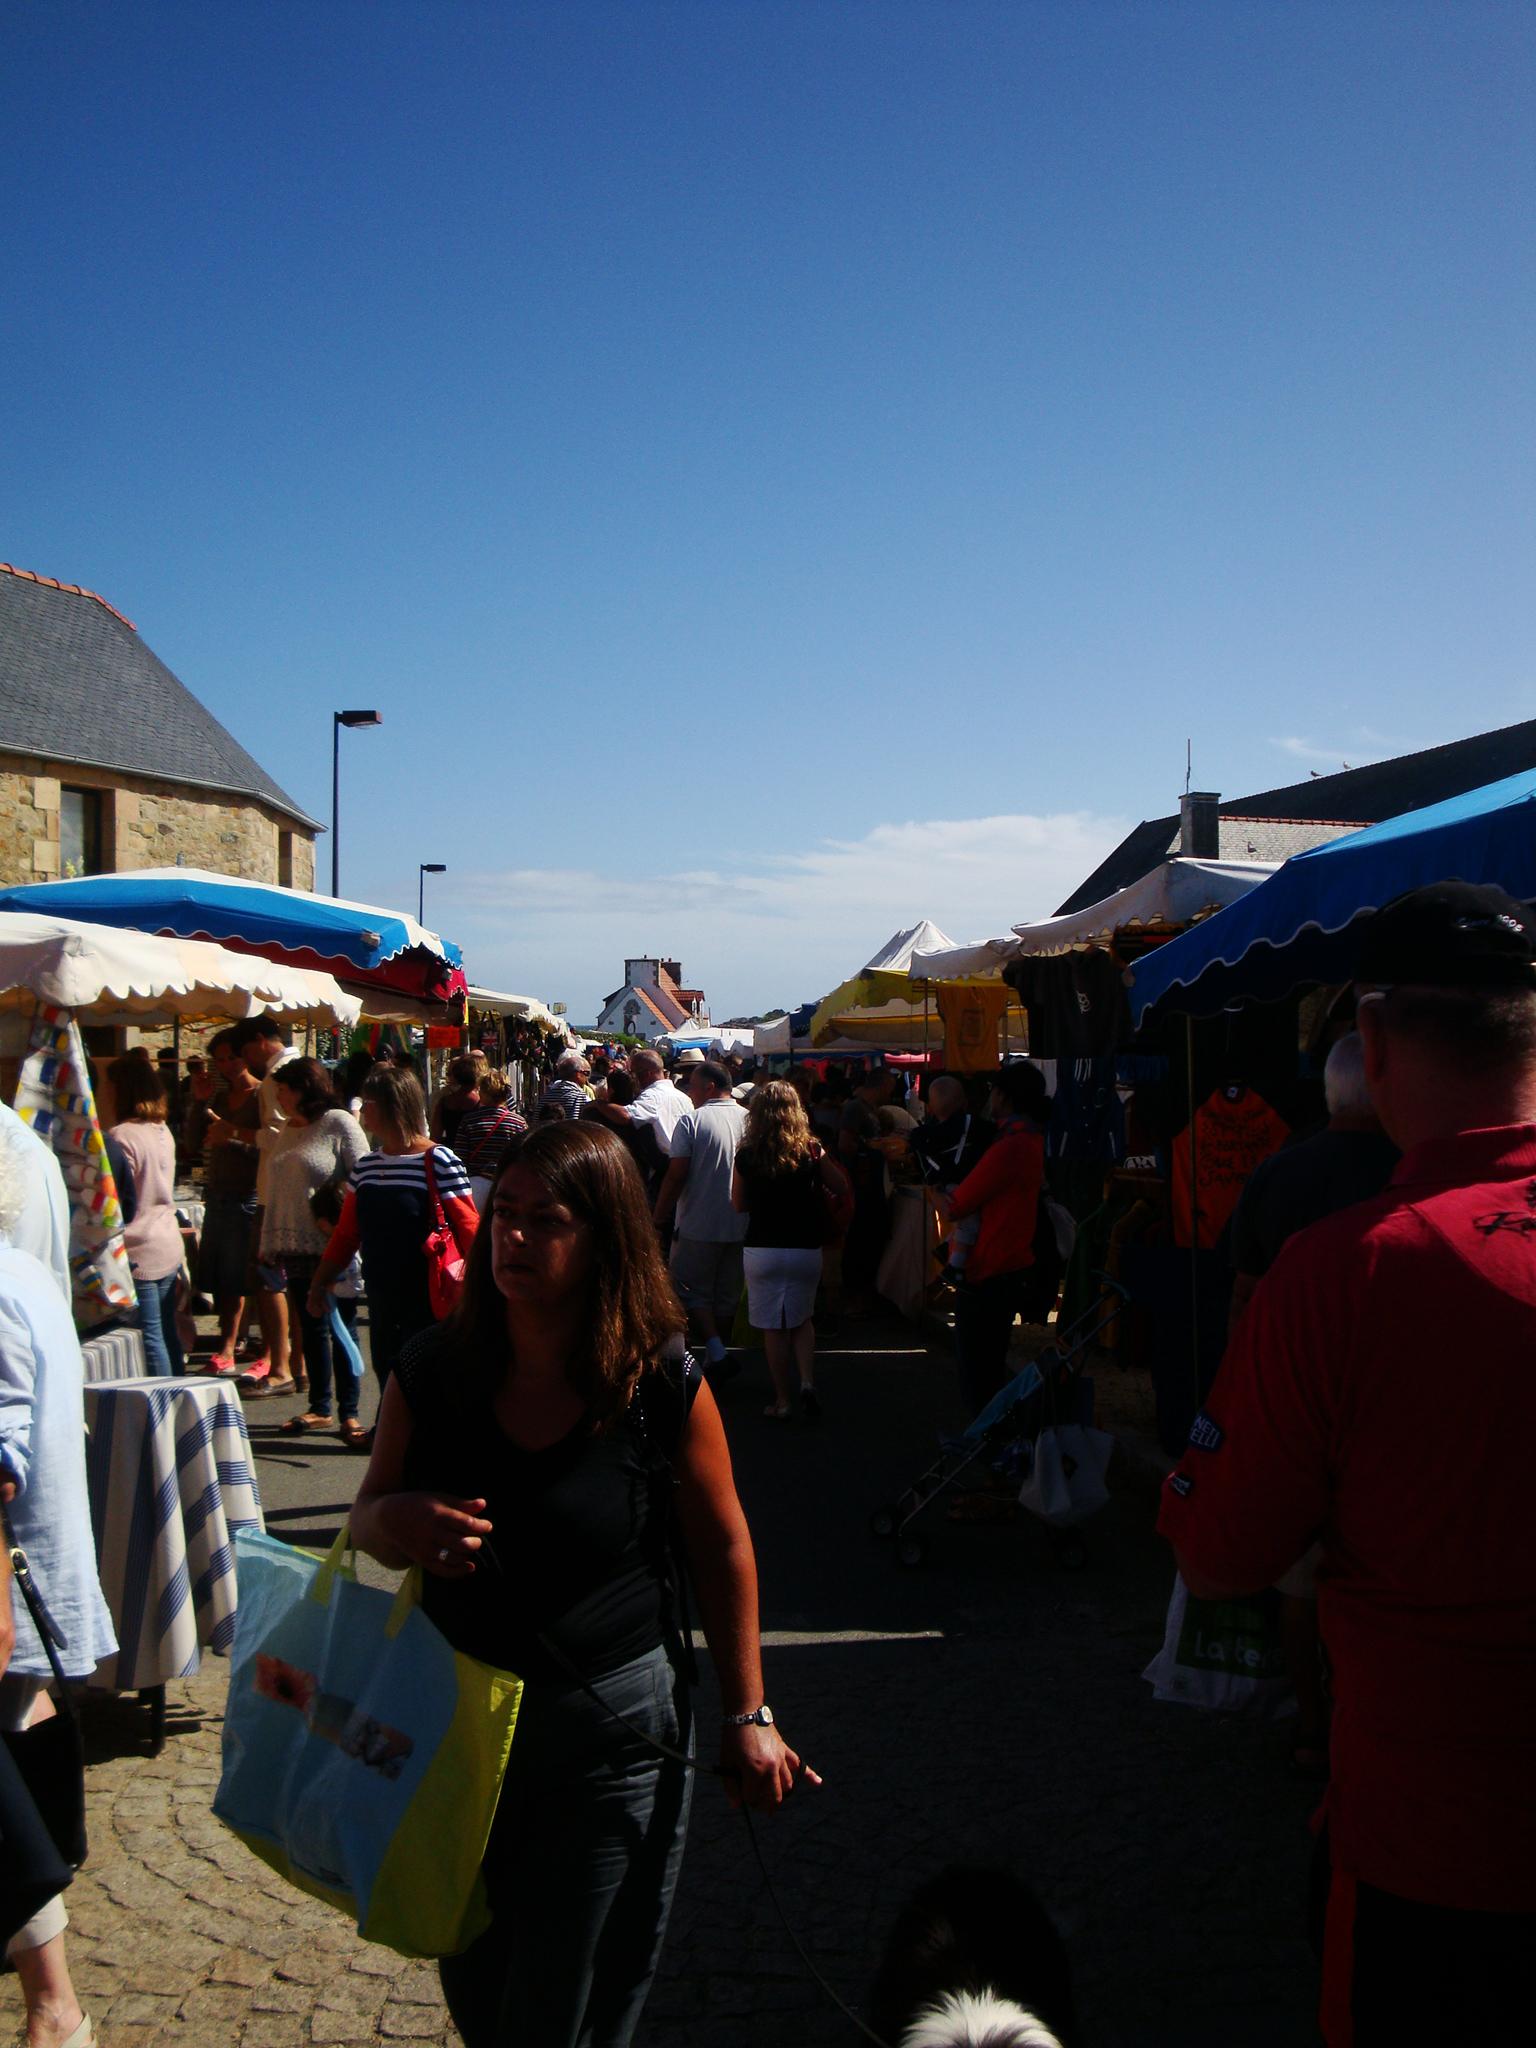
left=1179, top=790, right=1220, bottom=858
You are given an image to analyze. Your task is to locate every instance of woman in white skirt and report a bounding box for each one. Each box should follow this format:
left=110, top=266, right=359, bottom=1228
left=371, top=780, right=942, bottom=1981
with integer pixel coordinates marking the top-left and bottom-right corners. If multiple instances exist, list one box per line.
left=731, top=1082, right=847, bottom=1421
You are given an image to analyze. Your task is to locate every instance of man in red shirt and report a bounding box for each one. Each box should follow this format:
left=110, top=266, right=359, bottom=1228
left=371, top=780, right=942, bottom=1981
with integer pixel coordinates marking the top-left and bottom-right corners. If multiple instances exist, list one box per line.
left=1159, top=882, right=1536, bottom=2046
left=948, top=1061, right=1048, bottom=1412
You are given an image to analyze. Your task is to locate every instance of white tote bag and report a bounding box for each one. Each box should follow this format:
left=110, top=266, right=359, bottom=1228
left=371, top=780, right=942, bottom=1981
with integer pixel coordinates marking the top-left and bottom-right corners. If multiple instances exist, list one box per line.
left=1017, top=1424, right=1114, bottom=1527
left=1142, top=1573, right=1295, bottom=1718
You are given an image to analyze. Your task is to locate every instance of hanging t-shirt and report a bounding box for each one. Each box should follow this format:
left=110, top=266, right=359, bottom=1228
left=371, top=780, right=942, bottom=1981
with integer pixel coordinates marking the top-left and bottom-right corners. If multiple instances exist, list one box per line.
left=936, top=983, right=1012, bottom=1073
left=1006, top=951, right=1128, bottom=1058
left=1170, top=1086, right=1289, bottom=1250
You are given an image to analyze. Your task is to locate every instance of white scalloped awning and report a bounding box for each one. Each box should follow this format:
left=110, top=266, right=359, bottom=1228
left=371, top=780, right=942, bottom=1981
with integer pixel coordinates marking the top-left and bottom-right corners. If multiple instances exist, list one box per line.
left=0, top=911, right=362, bottom=1029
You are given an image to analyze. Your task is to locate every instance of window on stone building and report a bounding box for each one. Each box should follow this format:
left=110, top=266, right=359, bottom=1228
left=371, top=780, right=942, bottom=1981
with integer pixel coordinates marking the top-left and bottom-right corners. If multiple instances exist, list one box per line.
left=59, top=787, right=103, bottom=877
left=278, top=830, right=296, bottom=887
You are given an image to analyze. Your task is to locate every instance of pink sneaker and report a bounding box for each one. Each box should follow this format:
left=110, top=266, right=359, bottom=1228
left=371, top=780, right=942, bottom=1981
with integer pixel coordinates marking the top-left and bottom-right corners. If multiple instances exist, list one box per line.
left=236, top=1357, right=271, bottom=1391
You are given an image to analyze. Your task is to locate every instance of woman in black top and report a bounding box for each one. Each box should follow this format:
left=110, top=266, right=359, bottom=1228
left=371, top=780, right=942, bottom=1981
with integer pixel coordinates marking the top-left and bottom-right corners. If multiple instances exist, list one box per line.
left=732, top=1081, right=849, bottom=1421
left=351, top=1121, right=816, bottom=2048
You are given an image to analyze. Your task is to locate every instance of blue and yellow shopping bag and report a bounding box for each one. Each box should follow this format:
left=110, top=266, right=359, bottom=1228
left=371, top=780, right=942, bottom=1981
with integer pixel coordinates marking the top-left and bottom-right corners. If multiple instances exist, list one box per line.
left=214, top=1528, right=522, bottom=1956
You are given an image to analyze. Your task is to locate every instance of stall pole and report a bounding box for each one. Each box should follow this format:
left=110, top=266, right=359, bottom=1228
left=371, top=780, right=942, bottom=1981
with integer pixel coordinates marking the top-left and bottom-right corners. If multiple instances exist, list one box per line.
left=1185, top=1011, right=1201, bottom=1417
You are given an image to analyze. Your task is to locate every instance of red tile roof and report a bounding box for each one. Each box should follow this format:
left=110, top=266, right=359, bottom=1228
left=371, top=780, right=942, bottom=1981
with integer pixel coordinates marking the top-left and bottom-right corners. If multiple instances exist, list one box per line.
left=0, top=562, right=136, bottom=632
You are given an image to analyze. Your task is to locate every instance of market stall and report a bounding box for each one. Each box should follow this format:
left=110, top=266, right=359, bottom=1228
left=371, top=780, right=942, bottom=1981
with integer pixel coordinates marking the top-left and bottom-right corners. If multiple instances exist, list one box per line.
left=0, top=910, right=359, bottom=1732
left=0, top=867, right=467, bottom=1014
left=465, top=985, right=572, bottom=1105
left=1127, top=768, right=1536, bottom=1025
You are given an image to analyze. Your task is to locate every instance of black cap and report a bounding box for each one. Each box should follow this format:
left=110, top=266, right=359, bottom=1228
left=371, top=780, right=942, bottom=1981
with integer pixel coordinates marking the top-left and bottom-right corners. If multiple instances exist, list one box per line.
left=1355, top=881, right=1536, bottom=991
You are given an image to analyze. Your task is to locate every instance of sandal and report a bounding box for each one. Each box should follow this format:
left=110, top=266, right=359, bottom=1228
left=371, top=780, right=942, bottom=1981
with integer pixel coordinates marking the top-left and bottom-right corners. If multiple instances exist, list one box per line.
left=338, top=1419, right=370, bottom=1447
left=762, top=1403, right=792, bottom=1420
left=280, top=1413, right=336, bottom=1435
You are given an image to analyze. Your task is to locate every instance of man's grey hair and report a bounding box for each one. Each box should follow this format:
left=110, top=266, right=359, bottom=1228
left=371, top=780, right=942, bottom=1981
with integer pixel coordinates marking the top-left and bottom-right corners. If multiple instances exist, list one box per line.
left=556, top=1051, right=589, bottom=1078
left=1323, top=1032, right=1373, bottom=1120
left=927, top=1075, right=966, bottom=1118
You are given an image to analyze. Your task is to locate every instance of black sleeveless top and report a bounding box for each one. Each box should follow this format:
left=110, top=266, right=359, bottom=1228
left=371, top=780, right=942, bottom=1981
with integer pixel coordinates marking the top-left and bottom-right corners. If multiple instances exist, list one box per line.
left=394, top=1323, right=699, bottom=1684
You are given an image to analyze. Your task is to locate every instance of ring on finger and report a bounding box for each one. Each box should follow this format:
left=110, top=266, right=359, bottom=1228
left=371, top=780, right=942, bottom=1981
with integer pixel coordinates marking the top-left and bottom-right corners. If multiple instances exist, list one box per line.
left=437, top=1546, right=451, bottom=1563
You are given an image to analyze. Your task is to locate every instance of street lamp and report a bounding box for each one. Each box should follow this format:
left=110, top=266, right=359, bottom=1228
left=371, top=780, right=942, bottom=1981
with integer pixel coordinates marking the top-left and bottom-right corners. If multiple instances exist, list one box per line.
left=331, top=710, right=382, bottom=897
left=418, top=862, right=446, bottom=924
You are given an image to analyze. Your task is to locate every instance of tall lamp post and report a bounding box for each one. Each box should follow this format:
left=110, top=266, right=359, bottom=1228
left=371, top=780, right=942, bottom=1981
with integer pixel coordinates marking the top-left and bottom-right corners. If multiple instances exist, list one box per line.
left=418, top=862, right=446, bottom=925
left=331, top=710, right=382, bottom=897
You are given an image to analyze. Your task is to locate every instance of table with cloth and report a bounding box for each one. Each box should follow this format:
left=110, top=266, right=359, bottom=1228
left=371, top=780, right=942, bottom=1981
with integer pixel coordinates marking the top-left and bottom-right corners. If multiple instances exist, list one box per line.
left=79, top=1324, right=148, bottom=1383
left=82, top=1375, right=264, bottom=1746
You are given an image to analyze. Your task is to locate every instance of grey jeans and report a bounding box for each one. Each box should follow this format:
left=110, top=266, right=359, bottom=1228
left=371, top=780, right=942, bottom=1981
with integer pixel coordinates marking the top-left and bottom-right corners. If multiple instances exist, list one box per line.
left=439, top=1643, right=694, bottom=2048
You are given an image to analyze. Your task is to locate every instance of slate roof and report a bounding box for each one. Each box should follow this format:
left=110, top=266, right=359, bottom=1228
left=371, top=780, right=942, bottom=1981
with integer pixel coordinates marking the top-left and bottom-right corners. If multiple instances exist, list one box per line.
left=0, top=565, right=320, bottom=831
left=1056, top=718, right=1536, bottom=914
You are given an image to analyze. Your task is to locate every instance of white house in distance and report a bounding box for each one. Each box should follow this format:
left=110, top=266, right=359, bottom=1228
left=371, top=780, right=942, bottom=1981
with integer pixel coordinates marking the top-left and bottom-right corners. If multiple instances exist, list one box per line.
left=595, top=957, right=709, bottom=1041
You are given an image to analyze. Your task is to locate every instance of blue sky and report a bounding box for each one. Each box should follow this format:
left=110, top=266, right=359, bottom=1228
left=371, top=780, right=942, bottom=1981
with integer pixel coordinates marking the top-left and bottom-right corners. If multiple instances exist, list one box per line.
left=6, top=2, right=1532, bottom=1020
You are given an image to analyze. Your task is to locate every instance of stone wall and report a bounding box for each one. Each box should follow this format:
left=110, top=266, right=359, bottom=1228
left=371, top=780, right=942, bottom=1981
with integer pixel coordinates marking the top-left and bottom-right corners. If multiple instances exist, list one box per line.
left=0, top=755, right=317, bottom=890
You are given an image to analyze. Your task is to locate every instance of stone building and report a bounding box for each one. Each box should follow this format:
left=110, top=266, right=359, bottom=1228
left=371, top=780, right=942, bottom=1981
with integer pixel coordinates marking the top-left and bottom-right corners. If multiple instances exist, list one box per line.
left=0, top=563, right=320, bottom=888
left=594, top=957, right=709, bottom=1042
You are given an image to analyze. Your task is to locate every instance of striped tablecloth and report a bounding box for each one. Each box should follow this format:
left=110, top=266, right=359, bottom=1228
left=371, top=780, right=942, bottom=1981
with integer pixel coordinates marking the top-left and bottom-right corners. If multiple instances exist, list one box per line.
left=79, top=1325, right=149, bottom=1383
left=83, top=1377, right=265, bottom=1691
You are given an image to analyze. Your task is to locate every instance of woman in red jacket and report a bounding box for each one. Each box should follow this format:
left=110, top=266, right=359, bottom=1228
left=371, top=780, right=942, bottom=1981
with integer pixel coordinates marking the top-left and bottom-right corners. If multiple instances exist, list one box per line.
left=947, top=1061, right=1051, bottom=1413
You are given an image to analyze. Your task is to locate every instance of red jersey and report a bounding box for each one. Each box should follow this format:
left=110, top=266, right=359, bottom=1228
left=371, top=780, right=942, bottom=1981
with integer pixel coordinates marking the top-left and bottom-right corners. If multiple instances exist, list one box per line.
left=948, top=1117, right=1043, bottom=1284
left=1159, top=1124, right=1536, bottom=1914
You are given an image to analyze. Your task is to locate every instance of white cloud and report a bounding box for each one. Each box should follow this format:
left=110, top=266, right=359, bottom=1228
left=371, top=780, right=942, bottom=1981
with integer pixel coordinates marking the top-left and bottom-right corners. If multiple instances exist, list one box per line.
left=452, top=809, right=1131, bottom=1021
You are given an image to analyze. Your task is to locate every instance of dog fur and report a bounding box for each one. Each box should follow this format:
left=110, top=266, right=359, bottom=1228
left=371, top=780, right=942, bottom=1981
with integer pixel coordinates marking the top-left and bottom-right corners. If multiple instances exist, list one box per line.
left=868, top=1866, right=1075, bottom=2048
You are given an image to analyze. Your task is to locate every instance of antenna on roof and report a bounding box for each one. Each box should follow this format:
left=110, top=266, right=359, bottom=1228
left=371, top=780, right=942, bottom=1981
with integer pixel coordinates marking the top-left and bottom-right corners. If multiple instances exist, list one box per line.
left=1184, top=738, right=1192, bottom=796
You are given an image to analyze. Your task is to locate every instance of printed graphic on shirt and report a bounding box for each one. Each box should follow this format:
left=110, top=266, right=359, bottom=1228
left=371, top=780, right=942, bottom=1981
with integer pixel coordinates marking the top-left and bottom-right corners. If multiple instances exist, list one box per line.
left=1188, top=1410, right=1225, bottom=1453
left=1168, top=1471, right=1194, bottom=1498
left=1473, top=1179, right=1536, bottom=1239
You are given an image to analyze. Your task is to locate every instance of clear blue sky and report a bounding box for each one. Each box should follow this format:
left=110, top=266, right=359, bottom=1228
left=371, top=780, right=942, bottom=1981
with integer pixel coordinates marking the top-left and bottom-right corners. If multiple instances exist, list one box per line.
left=6, top=2, right=1532, bottom=1020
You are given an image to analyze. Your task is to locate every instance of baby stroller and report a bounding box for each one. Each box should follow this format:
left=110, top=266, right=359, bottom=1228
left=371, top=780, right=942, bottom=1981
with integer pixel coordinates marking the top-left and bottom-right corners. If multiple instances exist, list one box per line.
left=870, top=1279, right=1128, bottom=1569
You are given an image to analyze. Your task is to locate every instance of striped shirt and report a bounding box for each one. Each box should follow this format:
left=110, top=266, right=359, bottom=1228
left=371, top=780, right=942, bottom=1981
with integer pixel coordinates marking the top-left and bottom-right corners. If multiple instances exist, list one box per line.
left=348, top=1146, right=473, bottom=1205
left=454, top=1105, right=529, bottom=1181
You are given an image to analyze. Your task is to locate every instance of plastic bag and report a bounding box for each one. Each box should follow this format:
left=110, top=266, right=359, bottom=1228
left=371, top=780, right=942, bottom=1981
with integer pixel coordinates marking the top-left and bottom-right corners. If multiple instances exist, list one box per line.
left=1017, top=1423, right=1114, bottom=1526
left=1142, top=1572, right=1294, bottom=1717
left=215, top=1530, right=521, bottom=1956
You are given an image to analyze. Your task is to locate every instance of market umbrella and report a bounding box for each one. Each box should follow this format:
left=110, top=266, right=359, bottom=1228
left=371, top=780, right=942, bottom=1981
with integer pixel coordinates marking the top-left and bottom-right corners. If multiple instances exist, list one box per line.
left=0, top=909, right=361, bottom=1035
left=0, top=868, right=466, bottom=1009
left=1127, top=766, right=1536, bottom=1024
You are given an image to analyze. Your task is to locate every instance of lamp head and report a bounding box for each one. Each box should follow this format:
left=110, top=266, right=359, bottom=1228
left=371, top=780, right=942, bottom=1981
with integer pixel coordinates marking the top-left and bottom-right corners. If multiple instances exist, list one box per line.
left=336, top=709, right=383, bottom=728
left=420, top=862, right=447, bottom=876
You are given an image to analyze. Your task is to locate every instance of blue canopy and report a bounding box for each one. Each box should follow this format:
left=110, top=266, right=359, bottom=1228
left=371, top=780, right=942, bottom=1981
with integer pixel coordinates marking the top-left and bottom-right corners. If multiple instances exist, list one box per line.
left=1127, top=766, right=1536, bottom=1023
left=0, top=867, right=464, bottom=1001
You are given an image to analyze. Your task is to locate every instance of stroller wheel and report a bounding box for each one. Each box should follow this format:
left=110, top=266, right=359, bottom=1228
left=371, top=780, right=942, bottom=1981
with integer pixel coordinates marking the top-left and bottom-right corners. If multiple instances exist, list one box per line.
left=896, top=1533, right=928, bottom=1568
left=1053, top=1531, right=1088, bottom=1571
left=869, top=1506, right=899, bottom=1540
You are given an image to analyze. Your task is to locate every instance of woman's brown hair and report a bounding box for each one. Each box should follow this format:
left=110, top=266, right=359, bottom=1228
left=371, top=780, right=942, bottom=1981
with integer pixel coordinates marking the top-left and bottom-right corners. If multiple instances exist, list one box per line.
left=108, top=1056, right=167, bottom=1123
left=360, top=1063, right=428, bottom=1139
left=452, top=1120, right=684, bottom=1430
left=741, top=1079, right=815, bottom=1178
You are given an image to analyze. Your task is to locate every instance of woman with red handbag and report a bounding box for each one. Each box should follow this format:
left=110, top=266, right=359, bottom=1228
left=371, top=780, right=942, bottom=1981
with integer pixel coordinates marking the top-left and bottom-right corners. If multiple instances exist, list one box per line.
left=307, top=1067, right=478, bottom=1431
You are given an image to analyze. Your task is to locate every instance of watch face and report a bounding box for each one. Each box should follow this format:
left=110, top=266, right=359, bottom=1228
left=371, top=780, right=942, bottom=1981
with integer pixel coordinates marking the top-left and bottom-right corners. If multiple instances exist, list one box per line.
left=757, top=1705, right=774, bottom=1726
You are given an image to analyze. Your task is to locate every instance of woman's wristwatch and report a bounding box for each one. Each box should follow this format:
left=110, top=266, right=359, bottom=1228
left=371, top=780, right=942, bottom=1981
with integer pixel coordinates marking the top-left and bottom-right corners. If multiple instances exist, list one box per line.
left=722, top=1704, right=775, bottom=1727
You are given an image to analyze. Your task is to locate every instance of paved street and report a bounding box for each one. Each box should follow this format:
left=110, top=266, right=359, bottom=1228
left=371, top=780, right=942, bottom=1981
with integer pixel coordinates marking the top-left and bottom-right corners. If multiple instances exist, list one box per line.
left=4, top=1324, right=1321, bottom=2046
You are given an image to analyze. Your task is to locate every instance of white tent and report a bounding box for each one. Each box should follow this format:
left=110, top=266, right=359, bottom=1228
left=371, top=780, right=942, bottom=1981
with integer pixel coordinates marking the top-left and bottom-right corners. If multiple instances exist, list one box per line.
left=0, top=910, right=361, bottom=1043
left=466, top=986, right=568, bottom=1035
left=908, top=934, right=1025, bottom=980
left=658, top=1024, right=757, bottom=1058
left=1008, top=858, right=1279, bottom=958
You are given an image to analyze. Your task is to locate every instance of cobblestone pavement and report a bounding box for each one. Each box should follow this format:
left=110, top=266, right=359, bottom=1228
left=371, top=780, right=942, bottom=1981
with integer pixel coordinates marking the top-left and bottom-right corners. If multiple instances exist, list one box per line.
left=3, top=1325, right=1322, bottom=2046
